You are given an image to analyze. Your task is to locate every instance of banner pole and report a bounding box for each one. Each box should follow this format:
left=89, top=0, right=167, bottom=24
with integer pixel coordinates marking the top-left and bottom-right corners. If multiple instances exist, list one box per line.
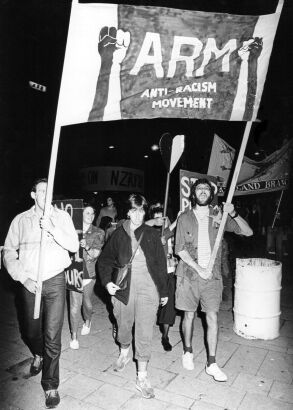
left=33, top=1, right=78, bottom=319
left=271, top=189, right=283, bottom=229
left=207, top=121, right=253, bottom=273
left=33, top=124, right=62, bottom=319
left=162, top=171, right=171, bottom=236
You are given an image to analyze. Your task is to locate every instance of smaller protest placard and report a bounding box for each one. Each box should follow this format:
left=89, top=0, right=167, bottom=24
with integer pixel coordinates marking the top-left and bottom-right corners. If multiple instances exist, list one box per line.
left=53, top=199, right=84, bottom=292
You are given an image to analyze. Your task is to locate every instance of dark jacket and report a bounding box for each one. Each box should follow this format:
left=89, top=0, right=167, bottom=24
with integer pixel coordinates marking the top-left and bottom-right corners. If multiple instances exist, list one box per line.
left=98, top=220, right=168, bottom=298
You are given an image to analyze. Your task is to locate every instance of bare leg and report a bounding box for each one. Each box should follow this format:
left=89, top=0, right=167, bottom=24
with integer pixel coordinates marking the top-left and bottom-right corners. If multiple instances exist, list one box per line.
left=182, top=311, right=195, bottom=350
left=205, top=311, right=227, bottom=381
left=205, top=311, right=218, bottom=356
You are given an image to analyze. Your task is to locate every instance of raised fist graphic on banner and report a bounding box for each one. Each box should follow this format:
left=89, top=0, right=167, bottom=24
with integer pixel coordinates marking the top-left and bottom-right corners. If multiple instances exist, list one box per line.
left=88, top=26, right=130, bottom=121
left=239, top=37, right=263, bottom=120
left=231, top=36, right=263, bottom=121
left=238, top=37, right=263, bottom=62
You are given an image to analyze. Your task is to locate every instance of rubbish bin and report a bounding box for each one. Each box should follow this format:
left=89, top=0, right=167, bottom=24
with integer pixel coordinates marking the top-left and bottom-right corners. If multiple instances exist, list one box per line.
left=233, top=258, right=282, bottom=340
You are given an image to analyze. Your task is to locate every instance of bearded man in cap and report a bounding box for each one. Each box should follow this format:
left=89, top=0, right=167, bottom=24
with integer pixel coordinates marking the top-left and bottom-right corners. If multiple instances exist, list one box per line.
left=175, top=178, right=252, bottom=381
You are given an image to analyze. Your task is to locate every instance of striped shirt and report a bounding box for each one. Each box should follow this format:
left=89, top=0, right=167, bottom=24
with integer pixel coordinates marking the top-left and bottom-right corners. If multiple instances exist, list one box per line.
left=193, top=207, right=211, bottom=268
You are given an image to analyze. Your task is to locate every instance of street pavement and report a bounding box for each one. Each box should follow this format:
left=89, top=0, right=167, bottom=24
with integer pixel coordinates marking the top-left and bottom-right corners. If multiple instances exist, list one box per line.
left=0, top=256, right=292, bottom=410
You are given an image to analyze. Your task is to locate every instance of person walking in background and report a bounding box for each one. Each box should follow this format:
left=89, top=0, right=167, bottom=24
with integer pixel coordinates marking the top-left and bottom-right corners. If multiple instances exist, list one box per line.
left=69, top=205, right=105, bottom=350
left=3, top=178, right=79, bottom=409
left=99, top=215, right=117, bottom=242
left=146, top=203, right=181, bottom=352
left=175, top=178, right=253, bottom=382
left=95, top=196, right=117, bottom=228
left=98, top=194, right=168, bottom=399
left=265, top=193, right=290, bottom=261
left=249, top=202, right=261, bottom=236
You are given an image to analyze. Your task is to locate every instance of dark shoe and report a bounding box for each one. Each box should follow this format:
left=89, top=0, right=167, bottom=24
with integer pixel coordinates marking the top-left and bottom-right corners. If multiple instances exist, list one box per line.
left=30, top=354, right=43, bottom=376
left=45, top=390, right=60, bottom=409
left=162, top=336, right=172, bottom=351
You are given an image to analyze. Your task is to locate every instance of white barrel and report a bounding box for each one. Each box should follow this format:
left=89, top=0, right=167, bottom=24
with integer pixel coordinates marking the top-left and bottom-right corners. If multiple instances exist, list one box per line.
left=233, top=258, right=282, bottom=340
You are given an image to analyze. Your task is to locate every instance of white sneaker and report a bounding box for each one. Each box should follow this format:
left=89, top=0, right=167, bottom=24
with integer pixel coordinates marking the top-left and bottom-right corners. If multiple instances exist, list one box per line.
left=205, top=363, right=227, bottom=382
left=113, top=354, right=130, bottom=372
left=81, top=322, right=91, bottom=336
left=182, top=352, right=194, bottom=370
left=70, top=339, right=79, bottom=350
left=136, top=376, right=155, bottom=399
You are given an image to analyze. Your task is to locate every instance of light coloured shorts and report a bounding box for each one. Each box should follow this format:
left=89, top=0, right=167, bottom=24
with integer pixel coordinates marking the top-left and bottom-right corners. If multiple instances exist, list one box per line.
left=175, top=276, right=223, bottom=312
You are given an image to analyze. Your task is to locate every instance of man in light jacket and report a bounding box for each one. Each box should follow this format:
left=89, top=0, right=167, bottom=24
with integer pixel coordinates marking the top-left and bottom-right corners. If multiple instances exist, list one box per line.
left=3, top=178, right=79, bottom=409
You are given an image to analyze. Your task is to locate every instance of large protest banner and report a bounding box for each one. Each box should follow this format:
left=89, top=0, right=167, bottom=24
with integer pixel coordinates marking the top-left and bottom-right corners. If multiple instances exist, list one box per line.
left=55, top=2, right=281, bottom=125
left=35, top=2, right=283, bottom=317
left=179, top=170, right=218, bottom=211
left=53, top=199, right=84, bottom=292
left=208, top=135, right=292, bottom=196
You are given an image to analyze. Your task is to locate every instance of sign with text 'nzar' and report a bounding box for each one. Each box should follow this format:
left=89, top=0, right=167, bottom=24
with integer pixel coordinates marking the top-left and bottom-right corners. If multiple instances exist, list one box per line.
left=81, top=166, right=144, bottom=193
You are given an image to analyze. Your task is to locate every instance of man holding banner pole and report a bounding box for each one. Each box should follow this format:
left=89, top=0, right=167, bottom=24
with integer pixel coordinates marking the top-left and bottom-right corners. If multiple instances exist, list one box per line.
left=3, top=178, right=79, bottom=409
left=175, top=178, right=252, bottom=381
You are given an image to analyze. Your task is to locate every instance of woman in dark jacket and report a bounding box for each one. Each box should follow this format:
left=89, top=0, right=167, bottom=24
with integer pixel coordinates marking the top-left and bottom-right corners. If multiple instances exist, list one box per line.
left=98, top=194, right=168, bottom=399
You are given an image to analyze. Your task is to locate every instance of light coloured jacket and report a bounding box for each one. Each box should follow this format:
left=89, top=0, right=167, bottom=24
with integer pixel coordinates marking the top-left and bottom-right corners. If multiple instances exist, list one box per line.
left=3, top=206, right=79, bottom=283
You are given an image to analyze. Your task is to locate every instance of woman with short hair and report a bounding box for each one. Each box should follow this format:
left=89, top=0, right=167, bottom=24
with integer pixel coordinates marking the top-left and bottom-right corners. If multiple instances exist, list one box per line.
left=98, top=194, right=168, bottom=399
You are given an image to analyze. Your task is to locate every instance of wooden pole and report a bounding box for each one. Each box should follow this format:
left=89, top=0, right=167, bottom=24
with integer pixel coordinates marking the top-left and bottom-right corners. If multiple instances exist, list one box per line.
left=271, top=189, right=283, bottom=229
left=207, top=0, right=284, bottom=274
left=33, top=124, right=62, bottom=319
left=207, top=121, right=253, bottom=273
left=160, top=134, right=184, bottom=235
left=33, top=1, right=79, bottom=319
left=161, top=171, right=171, bottom=236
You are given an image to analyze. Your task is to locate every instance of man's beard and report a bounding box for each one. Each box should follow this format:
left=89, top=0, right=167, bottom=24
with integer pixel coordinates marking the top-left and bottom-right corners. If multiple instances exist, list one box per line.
left=195, top=195, right=212, bottom=206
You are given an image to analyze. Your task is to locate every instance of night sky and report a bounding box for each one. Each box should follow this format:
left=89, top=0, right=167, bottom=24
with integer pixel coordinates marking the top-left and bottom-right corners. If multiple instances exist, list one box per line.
left=1, top=0, right=292, bottom=238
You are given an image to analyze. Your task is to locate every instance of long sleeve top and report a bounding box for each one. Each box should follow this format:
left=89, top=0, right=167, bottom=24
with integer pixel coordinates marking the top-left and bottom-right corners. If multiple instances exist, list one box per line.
left=3, top=206, right=79, bottom=284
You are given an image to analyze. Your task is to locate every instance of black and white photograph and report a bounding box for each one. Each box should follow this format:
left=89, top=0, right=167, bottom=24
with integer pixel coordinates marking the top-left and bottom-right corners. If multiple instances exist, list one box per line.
left=0, top=0, right=292, bottom=409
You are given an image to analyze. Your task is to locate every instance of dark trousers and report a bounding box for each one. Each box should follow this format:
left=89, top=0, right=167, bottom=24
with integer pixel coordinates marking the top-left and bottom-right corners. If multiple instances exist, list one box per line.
left=21, top=272, right=66, bottom=391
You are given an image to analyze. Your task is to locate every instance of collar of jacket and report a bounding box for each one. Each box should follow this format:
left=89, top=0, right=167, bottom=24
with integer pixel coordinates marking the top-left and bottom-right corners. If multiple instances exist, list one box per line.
left=122, top=219, right=146, bottom=239
left=84, top=223, right=94, bottom=234
left=25, top=205, right=56, bottom=218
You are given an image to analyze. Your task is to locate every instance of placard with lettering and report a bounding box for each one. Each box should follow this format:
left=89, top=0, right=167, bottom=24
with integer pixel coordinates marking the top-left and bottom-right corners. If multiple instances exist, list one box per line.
left=53, top=199, right=84, bottom=292
left=179, top=170, right=218, bottom=211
